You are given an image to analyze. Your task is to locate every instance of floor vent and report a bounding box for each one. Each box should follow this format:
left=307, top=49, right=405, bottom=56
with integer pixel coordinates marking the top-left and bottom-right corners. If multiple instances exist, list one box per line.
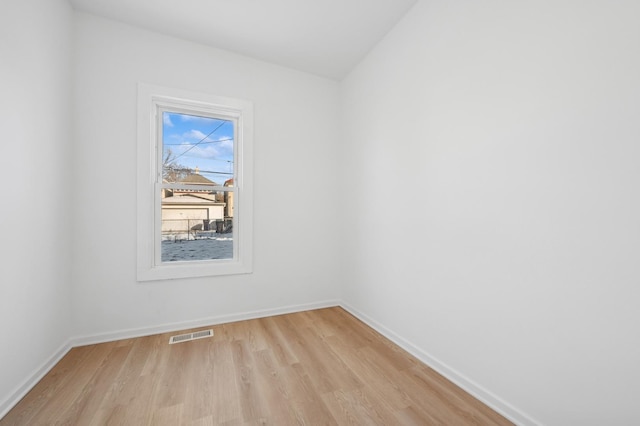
left=169, top=329, right=213, bottom=344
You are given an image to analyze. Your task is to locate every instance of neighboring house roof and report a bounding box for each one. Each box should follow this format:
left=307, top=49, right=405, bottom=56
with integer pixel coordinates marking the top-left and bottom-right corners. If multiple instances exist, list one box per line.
left=162, top=193, right=224, bottom=205
left=178, top=173, right=218, bottom=186
left=224, top=178, right=234, bottom=187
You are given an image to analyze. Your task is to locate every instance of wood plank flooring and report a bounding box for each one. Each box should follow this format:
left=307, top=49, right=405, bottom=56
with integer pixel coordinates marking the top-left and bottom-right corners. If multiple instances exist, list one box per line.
left=1, top=307, right=513, bottom=425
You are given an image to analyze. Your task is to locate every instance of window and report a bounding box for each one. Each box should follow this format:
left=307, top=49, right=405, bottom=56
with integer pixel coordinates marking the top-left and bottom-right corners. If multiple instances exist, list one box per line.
left=137, top=84, right=253, bottom=281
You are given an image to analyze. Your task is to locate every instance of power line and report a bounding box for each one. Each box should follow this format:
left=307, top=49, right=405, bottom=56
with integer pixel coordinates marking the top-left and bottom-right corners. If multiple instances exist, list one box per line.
left=200, top=170, right=233, bottom=176
left=164, top=137, right=233, bottom=146
left=171, top=121, right=227, bottom=162
left=177, top=155, right=233, bottom=164
left=172, top=167, right=232, bottom=176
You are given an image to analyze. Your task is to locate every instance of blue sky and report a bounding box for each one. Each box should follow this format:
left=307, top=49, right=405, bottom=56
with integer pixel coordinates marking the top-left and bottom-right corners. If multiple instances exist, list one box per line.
left=162, top=112, right=234, bottom=185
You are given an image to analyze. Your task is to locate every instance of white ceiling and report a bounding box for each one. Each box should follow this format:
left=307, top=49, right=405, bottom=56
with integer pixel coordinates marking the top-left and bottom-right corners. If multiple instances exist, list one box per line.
left=69, top=0, right=418, bottom=80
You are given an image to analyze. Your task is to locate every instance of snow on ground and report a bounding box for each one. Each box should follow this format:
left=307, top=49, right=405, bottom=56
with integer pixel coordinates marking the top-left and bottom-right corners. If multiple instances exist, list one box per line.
left=162, top=233, right=233, bottom=262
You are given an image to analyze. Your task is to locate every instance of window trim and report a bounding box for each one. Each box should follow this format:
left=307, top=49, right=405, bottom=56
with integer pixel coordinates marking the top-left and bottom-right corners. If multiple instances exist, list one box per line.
left=136, top=83, right=253, bottom=281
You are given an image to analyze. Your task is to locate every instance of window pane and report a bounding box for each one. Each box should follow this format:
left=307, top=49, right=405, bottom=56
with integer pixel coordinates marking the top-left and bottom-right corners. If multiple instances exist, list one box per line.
left=162, top=111, right=234, bottom=186
left=161, top=189, right=234, bottom=262
left=160, top=110, right=235, bottom=263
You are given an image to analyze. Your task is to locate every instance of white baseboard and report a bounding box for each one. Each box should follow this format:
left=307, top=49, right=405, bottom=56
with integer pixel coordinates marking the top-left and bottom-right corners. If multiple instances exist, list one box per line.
left=339, top=302, right=542, bottom=426
left=0, top=340, right=72, bottom=420
left=71, top=299, right=341, bottom=347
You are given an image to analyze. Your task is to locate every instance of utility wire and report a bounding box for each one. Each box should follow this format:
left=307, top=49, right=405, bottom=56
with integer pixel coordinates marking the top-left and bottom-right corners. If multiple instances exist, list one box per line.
left=164, top=137, right=233, bottom=146
left=172, top=167, right=232, bottom=176
left=177, top=153, right=234, bottom=164
left=171, top=120, right=227, bottom=162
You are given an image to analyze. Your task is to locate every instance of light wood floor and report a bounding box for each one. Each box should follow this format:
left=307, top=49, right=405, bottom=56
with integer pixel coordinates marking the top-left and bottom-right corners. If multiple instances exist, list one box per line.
left=1, top=307, right=513, bottom=425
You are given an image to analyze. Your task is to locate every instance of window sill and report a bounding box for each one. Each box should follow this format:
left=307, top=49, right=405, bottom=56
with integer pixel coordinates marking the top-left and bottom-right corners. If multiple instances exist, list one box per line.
left=137, top=258, right=252, bottom=282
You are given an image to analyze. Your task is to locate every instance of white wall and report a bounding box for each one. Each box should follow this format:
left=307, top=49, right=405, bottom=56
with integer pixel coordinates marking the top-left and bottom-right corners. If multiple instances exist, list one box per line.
left=71, top=13, right=341, bottom=338
left=0, top=0, right=73, bottom=416
left=340, top=1, right=640, bottom=425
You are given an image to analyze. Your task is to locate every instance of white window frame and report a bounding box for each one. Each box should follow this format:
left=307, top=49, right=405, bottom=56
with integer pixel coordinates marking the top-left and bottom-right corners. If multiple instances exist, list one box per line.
left=137, top=84, right=253, bottom=281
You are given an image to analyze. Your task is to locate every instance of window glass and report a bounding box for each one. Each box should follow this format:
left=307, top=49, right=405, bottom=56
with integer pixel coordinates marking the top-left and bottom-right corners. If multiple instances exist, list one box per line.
left=160, top=111, right=235, bottom=262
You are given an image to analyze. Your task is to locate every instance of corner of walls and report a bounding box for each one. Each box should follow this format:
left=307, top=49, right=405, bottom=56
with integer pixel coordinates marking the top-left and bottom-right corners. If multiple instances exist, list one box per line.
left=0, top=341, right=73, bottom=419
left=0, top=0, right=75, bottom=419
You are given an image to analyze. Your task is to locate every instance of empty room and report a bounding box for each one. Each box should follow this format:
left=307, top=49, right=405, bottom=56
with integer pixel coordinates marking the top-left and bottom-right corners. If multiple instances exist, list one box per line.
left=1, top=0, right=639, bottom=424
